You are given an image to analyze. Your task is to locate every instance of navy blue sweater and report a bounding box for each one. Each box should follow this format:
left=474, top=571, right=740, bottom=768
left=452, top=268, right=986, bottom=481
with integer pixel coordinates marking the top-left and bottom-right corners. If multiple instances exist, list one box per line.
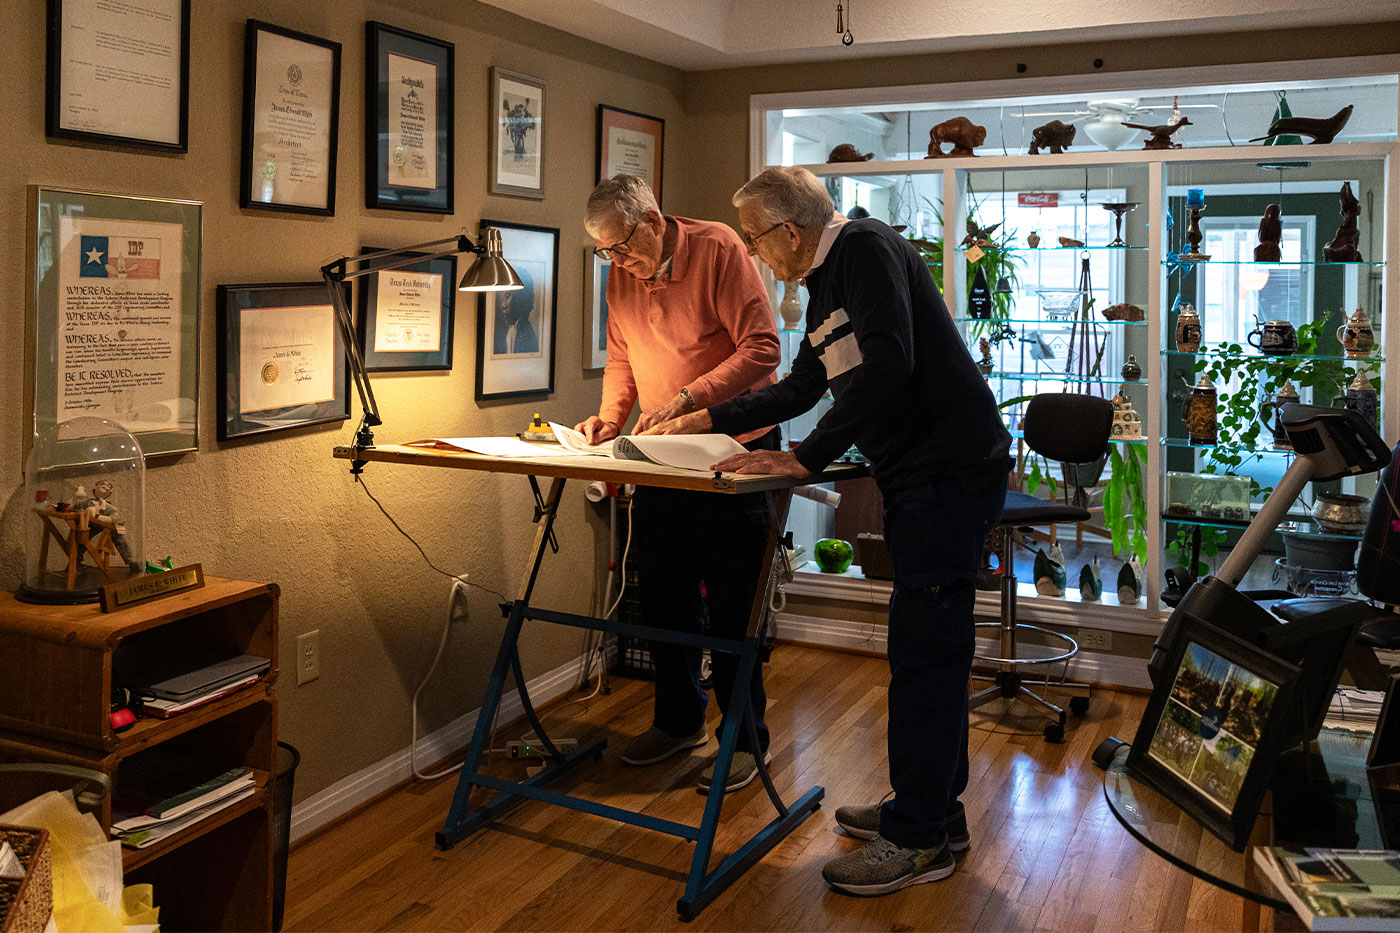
left=710, top=219, right=1011, bottom=493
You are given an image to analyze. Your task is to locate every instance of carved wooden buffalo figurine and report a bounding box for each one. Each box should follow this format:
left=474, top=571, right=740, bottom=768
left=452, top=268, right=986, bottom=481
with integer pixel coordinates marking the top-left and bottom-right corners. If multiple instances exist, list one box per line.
left=1029, top=120, right=1075, bottom=155
left=926, top=117, right=986, bottom=158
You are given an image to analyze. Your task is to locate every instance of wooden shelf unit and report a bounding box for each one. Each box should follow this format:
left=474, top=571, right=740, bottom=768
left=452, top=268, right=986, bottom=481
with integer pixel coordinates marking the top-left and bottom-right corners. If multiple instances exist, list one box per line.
left=0, top=577, right=280, bottom=932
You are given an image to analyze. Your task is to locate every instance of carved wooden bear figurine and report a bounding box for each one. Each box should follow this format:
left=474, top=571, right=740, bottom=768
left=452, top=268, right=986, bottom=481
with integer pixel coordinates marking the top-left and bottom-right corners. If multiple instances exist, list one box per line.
left=926, top=117, right=986, bottom=158
left=1029, top=120, right=1075, bottom=154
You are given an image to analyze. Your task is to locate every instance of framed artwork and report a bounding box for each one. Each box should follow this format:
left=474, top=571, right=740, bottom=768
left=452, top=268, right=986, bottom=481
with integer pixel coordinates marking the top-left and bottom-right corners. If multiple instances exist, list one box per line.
left=216, top=282, right=350, bottom=441
left=583, top=249, right=611, bottom=371
left=476, top=221, right=558, bottom=399
left=596, top=105, right=664, bottom=206
left=30, top=186, right=202, bottom=457
left=46, top=0, right=191, bottom=152
left=365, top=22, right=454, bottom=213
left=1128, top=618, right=1301, bottom=851
left=489, top=67, right=546, bottom=199
left=240, top=20, right=342, bottom=215
left=357, top=248, right=456, bottom=372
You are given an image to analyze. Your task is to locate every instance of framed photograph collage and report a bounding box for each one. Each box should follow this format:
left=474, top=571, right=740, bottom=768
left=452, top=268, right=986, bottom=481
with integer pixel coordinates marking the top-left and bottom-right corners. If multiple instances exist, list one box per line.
left=35, top=8, right=664, bottom=457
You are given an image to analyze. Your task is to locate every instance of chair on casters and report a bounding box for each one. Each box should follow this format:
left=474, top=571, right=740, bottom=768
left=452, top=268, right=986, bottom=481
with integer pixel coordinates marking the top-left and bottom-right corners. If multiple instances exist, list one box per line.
left=970, top=393, right=1114, bottom=742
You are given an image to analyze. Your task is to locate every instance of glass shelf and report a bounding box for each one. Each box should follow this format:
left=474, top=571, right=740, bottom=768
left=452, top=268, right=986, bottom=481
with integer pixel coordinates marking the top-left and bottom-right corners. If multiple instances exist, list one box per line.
left=984, top=372, right=1134, bottom=385
left=1161, top=438, right=1293, bottom=456
left=957, top=246, right=1147, bottom=252
left=1162, top=513, right=1363, bottom=542
left=1161, top=259, right=1386, bottom=267
left=955, top=317, right=1148, bottom=326
left=1162, top=350, right=1384, bottom=364
left=1009, top=428, right=1148, bottom=446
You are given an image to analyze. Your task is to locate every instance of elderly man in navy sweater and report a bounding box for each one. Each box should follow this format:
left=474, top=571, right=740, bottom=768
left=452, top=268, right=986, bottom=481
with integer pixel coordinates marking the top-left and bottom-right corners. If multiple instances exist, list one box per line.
left=644, top=166, right=1011, bottom=897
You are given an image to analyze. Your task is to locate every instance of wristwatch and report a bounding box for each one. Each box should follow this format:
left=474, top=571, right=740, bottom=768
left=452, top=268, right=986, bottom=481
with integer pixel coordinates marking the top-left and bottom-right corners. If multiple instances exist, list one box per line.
left=678, top=387, right=697, bottom=412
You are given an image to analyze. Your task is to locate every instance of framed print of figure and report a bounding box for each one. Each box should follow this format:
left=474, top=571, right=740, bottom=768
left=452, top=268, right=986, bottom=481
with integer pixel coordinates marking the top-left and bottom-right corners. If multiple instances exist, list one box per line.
left=490, top=67, right=546, bottom=199
left=476, top=220, right=558, bottom=399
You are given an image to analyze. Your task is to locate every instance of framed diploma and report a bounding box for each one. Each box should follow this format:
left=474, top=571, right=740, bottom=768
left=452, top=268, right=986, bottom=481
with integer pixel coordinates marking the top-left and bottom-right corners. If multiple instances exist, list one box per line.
left=216, top=282, right=350, bottom=441
left=476, top=221, right=558, bottom=400
left=30, top=186, right=201, bottom=457
left=365, top=22, right=454, bottom=214
left=357, top=248, right=456, bottom=372
left=46, top=0, right=191, bottom=151
left=240, top=20, right=342, bottom=215
left=583, top=249, right=610, bottom=371
left=490, top=68, right=546, bottom=200
left=596, top=105, right=664, bottom=207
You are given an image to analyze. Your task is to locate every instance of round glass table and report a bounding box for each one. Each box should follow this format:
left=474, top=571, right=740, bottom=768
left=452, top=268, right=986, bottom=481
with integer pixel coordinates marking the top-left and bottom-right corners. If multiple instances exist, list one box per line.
left=1103, top=728, right=1400, bottom=912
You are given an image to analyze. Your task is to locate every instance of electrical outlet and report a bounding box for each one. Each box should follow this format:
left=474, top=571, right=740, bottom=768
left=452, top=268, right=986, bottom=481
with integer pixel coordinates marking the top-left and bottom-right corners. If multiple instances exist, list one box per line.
left=296, top=629, right=321, bottom=685
left=1077, top=628, right=1113, bottom=652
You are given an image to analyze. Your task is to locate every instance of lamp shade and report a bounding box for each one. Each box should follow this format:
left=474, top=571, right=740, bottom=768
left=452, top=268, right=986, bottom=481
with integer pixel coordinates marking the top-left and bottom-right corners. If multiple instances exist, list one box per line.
left=459, top=227, right=523, bottom=291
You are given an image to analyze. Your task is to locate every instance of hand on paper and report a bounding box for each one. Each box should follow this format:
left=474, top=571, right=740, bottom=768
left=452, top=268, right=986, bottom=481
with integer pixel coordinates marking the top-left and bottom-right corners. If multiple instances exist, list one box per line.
left=639, top=409, right=712, bottom=436
left=711, top=449, right=810, bottom=478
left=575, top=416, right=619, bottom=445
left=636, top=393, right=690, bottom=433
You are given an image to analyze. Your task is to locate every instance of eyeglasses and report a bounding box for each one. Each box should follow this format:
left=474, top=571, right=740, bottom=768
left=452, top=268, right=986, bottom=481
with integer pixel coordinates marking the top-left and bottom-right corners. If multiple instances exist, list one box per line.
left=740, top=220, right=788, bottom=249
left=593, top=223, right=639, bottom=260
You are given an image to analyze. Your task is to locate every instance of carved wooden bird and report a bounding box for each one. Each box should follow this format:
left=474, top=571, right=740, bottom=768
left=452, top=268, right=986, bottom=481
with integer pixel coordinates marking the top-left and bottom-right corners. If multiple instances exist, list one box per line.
left=1250, top=105, right=1353, bottom=144
left=960, top=218, right=1001, bottom=247
left=1123, top=117, right=1192, bottom=149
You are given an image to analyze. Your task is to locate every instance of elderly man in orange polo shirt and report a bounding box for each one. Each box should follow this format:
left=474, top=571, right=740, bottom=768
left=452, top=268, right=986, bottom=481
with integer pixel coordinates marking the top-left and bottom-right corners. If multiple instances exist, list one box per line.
left=576, top=174, right=782, bottom=791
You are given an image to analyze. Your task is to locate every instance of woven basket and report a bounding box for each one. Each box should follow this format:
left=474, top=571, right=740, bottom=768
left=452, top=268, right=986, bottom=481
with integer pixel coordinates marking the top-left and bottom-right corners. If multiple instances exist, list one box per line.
left=0, top=826, right=51, bottom=933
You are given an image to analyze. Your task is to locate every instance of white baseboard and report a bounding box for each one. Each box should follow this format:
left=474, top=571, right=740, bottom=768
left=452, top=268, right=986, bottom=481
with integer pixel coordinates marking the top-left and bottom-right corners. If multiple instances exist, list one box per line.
left=289, top=646, right=605, bottom=844
left=770, top=611, right=1151, bottom=690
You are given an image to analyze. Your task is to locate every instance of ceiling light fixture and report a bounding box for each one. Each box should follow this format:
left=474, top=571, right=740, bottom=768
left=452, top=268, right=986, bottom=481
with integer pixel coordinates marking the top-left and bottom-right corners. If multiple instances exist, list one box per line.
left=1082, top=100, right=1140, bottom=151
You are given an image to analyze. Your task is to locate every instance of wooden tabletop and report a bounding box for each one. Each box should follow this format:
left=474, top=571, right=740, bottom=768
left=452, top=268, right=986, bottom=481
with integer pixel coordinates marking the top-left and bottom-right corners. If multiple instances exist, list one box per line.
left=331, top=444, right=868, bottom=492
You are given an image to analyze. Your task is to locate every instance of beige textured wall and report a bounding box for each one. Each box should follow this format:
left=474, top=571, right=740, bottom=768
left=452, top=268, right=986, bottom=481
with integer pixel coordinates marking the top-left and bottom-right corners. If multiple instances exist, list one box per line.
left=0, top=1, right=684, bottom=801
left=680, top=20, right=1400, bottom=224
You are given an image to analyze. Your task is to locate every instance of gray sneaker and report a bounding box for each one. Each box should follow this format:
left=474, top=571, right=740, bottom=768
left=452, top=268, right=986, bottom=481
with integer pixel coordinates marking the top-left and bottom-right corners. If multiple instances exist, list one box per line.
left=821, top=834, right=955, bottom=896
left=696, top=750, right=773, bottom=793
left=620, top=726, right=707, bottom=765
left=834, top=799, right=970, bottom=852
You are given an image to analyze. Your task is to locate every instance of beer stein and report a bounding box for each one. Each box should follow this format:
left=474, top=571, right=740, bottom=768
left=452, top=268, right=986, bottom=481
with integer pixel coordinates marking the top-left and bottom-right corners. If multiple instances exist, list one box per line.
left=1183, top=374, right=1218, bottom=444
left=1247, top=319, right=1297, bottom=356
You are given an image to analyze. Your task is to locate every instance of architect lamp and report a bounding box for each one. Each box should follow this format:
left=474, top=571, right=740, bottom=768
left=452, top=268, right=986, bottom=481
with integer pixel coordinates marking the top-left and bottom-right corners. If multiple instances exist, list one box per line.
left=321, top=228, right=522, bottom=455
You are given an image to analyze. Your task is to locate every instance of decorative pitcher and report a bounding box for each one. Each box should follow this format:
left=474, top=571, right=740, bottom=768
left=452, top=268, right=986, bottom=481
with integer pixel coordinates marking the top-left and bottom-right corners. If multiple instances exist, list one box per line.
left=1336, top=307, right=1376, bottom=359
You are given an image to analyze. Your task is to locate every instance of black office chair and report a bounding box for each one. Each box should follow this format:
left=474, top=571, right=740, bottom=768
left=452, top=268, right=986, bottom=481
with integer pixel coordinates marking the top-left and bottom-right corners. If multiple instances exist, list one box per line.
left=969, top=393, right=1114, bottom=741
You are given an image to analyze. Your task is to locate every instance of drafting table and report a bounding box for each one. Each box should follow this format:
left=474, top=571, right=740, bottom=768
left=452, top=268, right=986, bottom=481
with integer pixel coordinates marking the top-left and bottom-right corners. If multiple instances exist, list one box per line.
left=332, top=442, right=866, bottom=919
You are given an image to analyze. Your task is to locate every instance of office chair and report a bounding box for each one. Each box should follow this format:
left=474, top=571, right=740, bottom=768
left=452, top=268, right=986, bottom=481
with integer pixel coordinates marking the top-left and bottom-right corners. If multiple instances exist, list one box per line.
left=970, top=393, right=1114, bottom=741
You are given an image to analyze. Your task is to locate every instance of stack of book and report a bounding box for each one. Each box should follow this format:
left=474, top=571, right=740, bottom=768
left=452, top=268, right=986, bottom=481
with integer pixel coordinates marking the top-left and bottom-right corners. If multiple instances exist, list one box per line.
left=139, top=672, right=262, bottom=718
left=112, top=750, right=256, bottom=849
left=1254, top=846, right=1400, bottom=930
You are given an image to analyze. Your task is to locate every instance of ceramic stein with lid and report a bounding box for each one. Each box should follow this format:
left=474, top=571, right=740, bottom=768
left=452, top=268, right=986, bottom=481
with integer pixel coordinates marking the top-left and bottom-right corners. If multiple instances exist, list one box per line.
left=1183, top=373, right=1218, bottom=444
left=1260, top=379, right=1300, bottom=449
left=1247, top=319, right=1298, bottom=356
left=1175, top=303, right=1202, bottom=352
left=1334, top=369, right=1380, bottom=428
left=1336, top=307, right=1376, bottom=359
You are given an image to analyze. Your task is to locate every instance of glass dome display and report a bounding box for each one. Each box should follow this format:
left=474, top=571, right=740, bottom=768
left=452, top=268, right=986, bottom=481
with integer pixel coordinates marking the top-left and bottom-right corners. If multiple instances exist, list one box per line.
left=20, top=417, right=145, bottom=603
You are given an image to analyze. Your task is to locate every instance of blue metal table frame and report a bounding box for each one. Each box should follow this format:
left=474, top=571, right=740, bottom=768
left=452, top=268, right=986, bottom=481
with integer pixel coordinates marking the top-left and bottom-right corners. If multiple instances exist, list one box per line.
left=332, top=443, right=866, bottom=919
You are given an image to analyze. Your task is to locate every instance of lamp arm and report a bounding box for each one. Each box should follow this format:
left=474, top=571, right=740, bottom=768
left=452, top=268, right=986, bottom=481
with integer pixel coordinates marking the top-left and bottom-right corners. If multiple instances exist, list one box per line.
left=322, top=268, right=381, bottom=451
left=320, top=235, right=480, bottom=281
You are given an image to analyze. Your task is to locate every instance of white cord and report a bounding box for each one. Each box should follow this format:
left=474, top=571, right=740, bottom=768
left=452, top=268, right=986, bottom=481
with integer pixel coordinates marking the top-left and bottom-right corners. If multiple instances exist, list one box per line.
left=410, top=578, right=473, bottom=780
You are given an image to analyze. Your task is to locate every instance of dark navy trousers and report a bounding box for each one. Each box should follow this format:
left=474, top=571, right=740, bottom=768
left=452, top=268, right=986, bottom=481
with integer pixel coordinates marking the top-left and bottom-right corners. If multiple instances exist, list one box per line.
left=633, top=428, right=780, bottom=754
left=878, top=470, right=1007, bottom=849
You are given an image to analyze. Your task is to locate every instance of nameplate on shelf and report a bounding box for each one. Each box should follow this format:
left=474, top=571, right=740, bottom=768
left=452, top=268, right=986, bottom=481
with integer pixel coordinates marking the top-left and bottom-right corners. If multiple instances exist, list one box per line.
left=99, top=564, right=206, bottom=612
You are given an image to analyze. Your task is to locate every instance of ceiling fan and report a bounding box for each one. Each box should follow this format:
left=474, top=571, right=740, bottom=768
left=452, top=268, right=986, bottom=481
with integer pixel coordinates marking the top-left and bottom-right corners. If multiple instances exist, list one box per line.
left=1013, top=98, right=1220, bottom=150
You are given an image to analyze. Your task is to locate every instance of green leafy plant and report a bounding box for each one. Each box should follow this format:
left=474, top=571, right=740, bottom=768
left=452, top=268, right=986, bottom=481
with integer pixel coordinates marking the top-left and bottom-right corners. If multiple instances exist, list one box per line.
left=1104, top=442, right=1148, bottom=562
left=908, top=196, right=1021, bottom=329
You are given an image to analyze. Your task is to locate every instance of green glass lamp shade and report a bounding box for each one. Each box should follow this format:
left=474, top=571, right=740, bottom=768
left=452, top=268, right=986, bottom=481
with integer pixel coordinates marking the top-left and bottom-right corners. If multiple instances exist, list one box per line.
left=814, top=538, right=854, bottom=573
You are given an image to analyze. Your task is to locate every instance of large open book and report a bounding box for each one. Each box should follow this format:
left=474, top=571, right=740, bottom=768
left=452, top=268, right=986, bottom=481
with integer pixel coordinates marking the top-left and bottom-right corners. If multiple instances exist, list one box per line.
left=548, top=423, right=745, bottom=472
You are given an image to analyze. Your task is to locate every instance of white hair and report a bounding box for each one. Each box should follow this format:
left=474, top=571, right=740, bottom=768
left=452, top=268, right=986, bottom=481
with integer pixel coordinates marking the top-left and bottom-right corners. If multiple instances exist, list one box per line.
left=732, top=166, right=833, bottom=232
left=585, top=174, right=659, bottom=235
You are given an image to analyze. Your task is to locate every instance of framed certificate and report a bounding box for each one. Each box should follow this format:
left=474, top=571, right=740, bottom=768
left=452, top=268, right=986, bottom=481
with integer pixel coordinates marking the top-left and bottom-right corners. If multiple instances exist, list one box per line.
left=596, top=105, right=664, bottom=207
left=30, top=186, right=202, bottom=457
left=490, top=67, right=546, bottom=200
left=365, top=22, right=454, bottom=214
left=357, top=248, right=456, bottom=372
left=476, top=221, right=558, bottom=400
left=46, top=0, right=191, bottom=151
left=583, top=249, right=610, bottom=371
left=216, top=282, right=350, bottom=441
left=240, top=20, right=342, bottom=215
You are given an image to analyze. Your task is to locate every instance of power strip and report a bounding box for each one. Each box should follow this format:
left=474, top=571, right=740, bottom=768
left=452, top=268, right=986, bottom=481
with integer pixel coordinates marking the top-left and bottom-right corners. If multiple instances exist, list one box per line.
left=505, top=737, right=578, bottom=759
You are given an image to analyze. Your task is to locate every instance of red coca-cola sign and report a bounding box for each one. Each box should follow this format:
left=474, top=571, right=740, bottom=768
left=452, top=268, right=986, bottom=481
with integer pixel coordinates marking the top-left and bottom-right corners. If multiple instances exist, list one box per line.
left=1018, top=192, right=1058, bottom=207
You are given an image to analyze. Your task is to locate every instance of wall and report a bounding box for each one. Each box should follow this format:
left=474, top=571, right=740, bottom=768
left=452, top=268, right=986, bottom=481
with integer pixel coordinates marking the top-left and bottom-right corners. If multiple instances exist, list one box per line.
left=0, top=0, right=684, bottom=802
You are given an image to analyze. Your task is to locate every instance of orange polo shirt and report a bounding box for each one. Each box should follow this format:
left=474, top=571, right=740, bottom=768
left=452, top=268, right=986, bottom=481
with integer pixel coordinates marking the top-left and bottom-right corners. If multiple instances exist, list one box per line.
left=600, top=216, right=780, bottom=443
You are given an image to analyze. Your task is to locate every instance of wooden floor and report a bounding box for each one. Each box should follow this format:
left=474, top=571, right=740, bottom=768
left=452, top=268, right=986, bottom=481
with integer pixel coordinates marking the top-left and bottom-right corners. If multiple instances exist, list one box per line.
left=284, top=645, right=1260, bottom=932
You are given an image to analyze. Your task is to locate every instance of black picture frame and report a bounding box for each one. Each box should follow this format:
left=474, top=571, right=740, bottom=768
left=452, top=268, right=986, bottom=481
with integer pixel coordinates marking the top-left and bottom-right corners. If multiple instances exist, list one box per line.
left=216, top=282, right=350, bottom=441
left=475, top=220, right=558, bottom=400
left=365, top=22, right=454, bottom=214
left=1128, top=618, right=1301, bottom=851
left=46, top=0, right=191, bottom=152
left=596, top=104, right=664, bottom=207
left=357, top=248, right=456, bottom=372
left=240, top=20, right=342, bottom=215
